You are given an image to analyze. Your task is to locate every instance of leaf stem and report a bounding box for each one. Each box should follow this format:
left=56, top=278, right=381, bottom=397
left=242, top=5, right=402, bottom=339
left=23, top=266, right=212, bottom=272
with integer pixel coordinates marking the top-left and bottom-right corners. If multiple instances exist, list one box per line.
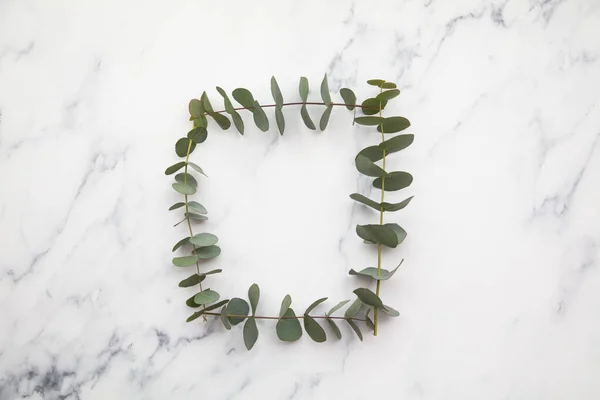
left=203, top=312, right=365, bottom=322
left=209, top=102, right=375, bottom=115
left=374, top=88, right=386, bottom=336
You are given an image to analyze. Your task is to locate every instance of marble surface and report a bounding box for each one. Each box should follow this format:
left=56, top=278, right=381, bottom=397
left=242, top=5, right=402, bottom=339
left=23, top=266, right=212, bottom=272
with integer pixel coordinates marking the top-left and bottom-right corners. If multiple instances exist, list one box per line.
left=1, top=0, right=600, bottom=399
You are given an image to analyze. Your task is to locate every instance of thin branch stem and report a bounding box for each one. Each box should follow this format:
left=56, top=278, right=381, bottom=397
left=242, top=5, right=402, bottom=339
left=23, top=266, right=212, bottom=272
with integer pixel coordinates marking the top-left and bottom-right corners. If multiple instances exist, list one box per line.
left=208, top=102, right=376, bottom=116
left=203, top=312, right=365, bottom=322
left=374, top=87, right=386, bottom=336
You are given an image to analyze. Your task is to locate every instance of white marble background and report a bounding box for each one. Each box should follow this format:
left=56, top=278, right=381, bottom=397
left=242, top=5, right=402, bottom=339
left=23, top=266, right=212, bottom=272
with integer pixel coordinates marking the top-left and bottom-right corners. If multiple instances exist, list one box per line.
left=1, top=0, right=599, bottom=399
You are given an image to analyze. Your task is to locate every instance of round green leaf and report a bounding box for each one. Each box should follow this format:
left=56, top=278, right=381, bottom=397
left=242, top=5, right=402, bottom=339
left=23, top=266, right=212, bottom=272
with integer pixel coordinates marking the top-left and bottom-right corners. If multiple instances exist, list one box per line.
left=355, top=154, right=388, bottom=178
left=279, top=294, right=292, bottom=317
left=275, top=108, right=285, bottom=135
left=340, top=88, right=356, bottom=110
left=378, top=134, right=414, bottom=155
left=232, top=111, right=244, bottom=135
left=361, top=98, right=387, bottom=115
left=169, top=202, right=185, bottom=211
left=172, top=255, right=199, bottom=267
left=320, top=74, right=331, bottom=104
left=367, top=79, right=385, bottom=86
left=382, top=82, right=397, bottom=89
left=243, top=317, right=259, bottom=350
left=326, top=318, right=342, bottom=340
left=345, top=318, right=363, bottom=341
left=248, top=283, right=260, bottom=315
left=358, top=145, right=384, bottom=162
left=383, top=223, right=407, bottom=245
left=193, top=115, right=208, bottom=128
left=172, top=236, right=190, bottom=252
left=327, top=300, right=349, bottom=316
left=226, top=298, right=249, bottom=325
left=189, top=99, right=203, bottom=118
left=187, top=127, right=208, bottom=144
left=270, top=76, right=283, bottom=108
left=175, top=173, right=197, bottom=188
left=252, top=101, right=269, bottom=132
left=186, top=294, right=201, bottom=308
left=300, top=104, right=315, bottom=130
left=189, top=233, right=218, bottom=247
left=305, top=297, right=328, bottom=314
left=175, top=138, right=195, bottom=158
left=210, top=112, right=231, bottom=130
left=188, top=201, right=207, bottom=214
left=186, top=212, right=207, bottom=221
left=373, top=171, right=413, bottom=192
left=165, top=162, right=186, bottom=175
left=344, top=298, right=362, bottom=318
left=220, top=306, right=231, bottom=330
left=353, top=288, right=384, bottom=308
left=194, top=289, right=220, bottom=305
left=232, top=88, right=255, bottom=108
left=377, top=117, right=411, bottom=133
left=299, top=77, right=309, bottom=102
left=276, top=308, right=302, bottom=342
left=319, top=106, right=332, bottom=131
left=376, top=89, right=400, bottom=101
left=354, top=116, right=384, bottom=126
left=172, top=182, right=196, bottom=195
left=193, top=245, right=221, bottom=259
left=178, top=273, right=204, bottom=288
left=356, top=224, right=399, bottom=248
left=382, top=304, right=400, bottom=317
left=304, top=315, right=326, bottom=343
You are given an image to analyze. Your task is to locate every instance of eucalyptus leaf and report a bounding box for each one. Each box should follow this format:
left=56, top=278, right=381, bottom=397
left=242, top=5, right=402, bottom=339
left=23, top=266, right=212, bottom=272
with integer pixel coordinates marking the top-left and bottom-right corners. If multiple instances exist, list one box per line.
left=358, top=146, right=384, bottom=162
left=172, top=182, right=196, bottom=195
left=165, top=162, right=186, bottom=175
left=299, top=77, right=309, bottom=102
left=353, top=288, right=384, bottom=308
left=178, top=273, right=205, bottom=287
left=193, top=245, right=221, bottom=259
left=220, top=306, right=231, bottom=330
left=305, top=297, right=328, bottom=315
left=186, top=312, right=202, bottom=322
left=226, top=298, right=249, bottom=325
left=175, top=173, right=197, bottom=188
left=169, top=202, right=185, bottom=211
left=243, top=317, right=259, bottom=350
left=193, top=115, right=208, bottom=128
left=185, top=212, right=207, bottom=221
left=248, top=283, right=260, bottom=315
left=376, top=89, right=400, bottom=101
left=340, top=88, right=356, bottom=110
left=204, top=299, right=229, bottom=312
left=276, top=308, right=302, bottom=342
left=367, top=79, right=385, bottom=86
left=355, top=154, right=388, bottom=178
left=194, top=289, right=220, bottom=305
left=346, top=318, right=363, bottom=341
left=172, top=255, right=199, bottom=267
left=209, top=112, right=231, bottom=130
left=200, top=92, right=213, bottom=113
left=354, top=116, right=384, bottom=126
left=275, top=108, right=285, bottom=135
left=319, top=106, right=332, bottom=131
left=320, top=74, right=331, bottom=104
left=383, top=223, right=407, bottom=245
left=232, top=88, right=255, bottom=109
left=381, top=82, right=397, bottom=89
left=189, top=99, right=203, bottom=119
left=361, top=98, right=387, bottom=115
left=378, top=134, right=414, bottom=154
left=327, top=300, right=349, bottom=316
left=349, top=193, right=380, bottom=211
left=187, top=127, right=208, bottom=144
left=186, top=294, right=201, bottom=308
left=279, top=294, right=292, bottom=317
left=252, top=101, right=269, bottom=132
left=366, top=309, right=375, bottom=331
left=326, top=318, right=342, bottom=340
left=377, top=116, right=411, bottom=133
left=381, top=196, right=413, bottom=212
left=232, top=111, right=244, bottom=135
left=349, top=264, right=400, bottom=281
left=373, top=171, right=413, bottom=192
left=189, top=233, right=218, bottom=247
left=172, top=236, right=190, bottom=252
left=344, top=298, right=362, bottom=318
left=304, top=315, right=326, bottom=343
left=382, top=305, right=400, bottom=317
left=300, top=104, right=316, bottom=130
left=188, top=201, right=207, bottom=215
left=356, top=224, right=399, bottom=248
left=175, top=138, right=195, bottom=158
left=187, top=162, right=207, bottom=177
left=216, top=86, right=234, bottom=113
left=270, top=76, right=283, bottom=108
left=199, top=269, right=222, bottom=277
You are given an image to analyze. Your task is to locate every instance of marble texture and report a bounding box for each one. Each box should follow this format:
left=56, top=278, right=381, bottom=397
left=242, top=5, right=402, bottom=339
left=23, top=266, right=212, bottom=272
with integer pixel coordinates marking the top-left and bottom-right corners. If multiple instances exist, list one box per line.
left=1, top=0, right=600, bottom=398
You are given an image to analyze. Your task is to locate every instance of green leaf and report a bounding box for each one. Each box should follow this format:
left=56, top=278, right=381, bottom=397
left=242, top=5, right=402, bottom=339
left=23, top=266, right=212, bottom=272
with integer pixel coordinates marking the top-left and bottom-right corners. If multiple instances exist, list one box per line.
left=349, top=264, right=401, bottom=281
left=226, top=298, right=249, bottom=325
left=382, top=305, right=400, bottom=317
left=248, top=283, right=260, bottom=315
left=187, top=127, right=208, bottom=144
left=365, top=309, right=375, bottom=331
left=305, top=297, right=328, bottom=314
left=178, top=273, right=205, bottom=288
left=379, top=134, right=414, bottom=154
left=186, top=294, right=201, bottom=308
left=204, top=299, right=229, bottom=312
left=186, top=212, right=207, bottom=221
left=326, top=318, right=342, bottom=339
left=304, top=315, right=326, bottom=343
left=320, top=74, right=331, bottom=104
left=275, top=108, right=285, bottom=135
left=300, top=104, right=316, bottom=130
left=172, top=182, right=196, bottom=195
left=358, top=145, right=384, bottom=162
left=189, top=99, right=203, bottom=118
left=189, top=233, right=218, bottom=247
left=232, top=88, right=255, bottom=109
left=216, top=86, right=234, bottom=113
left=252, top=101, right=269, bottom=132
left=199, top=269, right=222, bottom=277
left=175, top=173, right=197, bottom=188
left=361, top=98, right=387, bottom=115
left=377, top=117, right=411, bottom=133
left=279, top=294, right=292, bottom=317
left=169, top=202, right=185, bottom=211
left=299, top=77, right=309, bottom=102
left=193, top=245, right=221, bottom=259
left=175, top=138, right=195, bottom=158
left=349, top=193, right=380, bottom=211
left=354, top=116, right=384, bottom=126
left=271, top=76, right=283, bottom=108
left=381, top=196, right=413, bottom=212
left=373, top=171, right=413, bottom=191
left=276, top=308, right=302, bottom=342
left=172, top=255, right=199, bottom=267
left=165, top=162, right=186, bottom=175
left=384, top=223, right=407, bottom=245
left=187, top=162, right=207, bottom=177
left=319, top=106, right=332, bottom=131
left=356, top=224, right=399, bottom=248
left=201, top=91, right=213, bottom=113
left=376, top=89, right=400, bottom=101
left=367, top=79, right=385, bottom=86
left=194, top=289, right=220, bottom=305
left=340, top=88, right=356, bottom=110
left=193, top=115, right=208, bottom=128
left=353, top=288, right=384, bottom=308
left=172, top=236, right=190, bottom=252
left=327, top=300, right=349, bottom=316
left=188, top=201, right=207, bottom=214
left=209, top=112, right=231, bottom=130
left=344, top=298, right=362, bottom=318
left=355, top=154, right=388, bottom=178
left=186, top=311, right=202, bottom=322
left=243, top=317, right=259, bottom=350
left=231, top=111, right=244, bottom=135
left=381, top=82, right=397, bottom=89
left=220, top=306, right=231, bottom=329
left=346, top=318, right=363, bottom=341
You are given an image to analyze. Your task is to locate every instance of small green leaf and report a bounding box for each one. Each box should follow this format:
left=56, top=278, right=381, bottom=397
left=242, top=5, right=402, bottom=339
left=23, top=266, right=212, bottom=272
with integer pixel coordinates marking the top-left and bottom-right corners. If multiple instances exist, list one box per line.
left=344, top=298, right=362, bottom=318
left=186, top=212, right=207, bottom=221
left=377, top=117, right=411, bottom=133
left=209, top=112, right=231, bottom=130
left=304, top=315, right=326, bottom=343
left=365, top=309, right=375, bottom=331
left=201, top=92, right=213, bottom=113
left=299, top=77, right=309, bottom=102
left=378, top=134, right=414, bottom=154
left=300, top=104, right=315, bottom=130
left=354, top=116, right=384, bottom=126
left=279, top=294, right=292, bottom=317
left=226, top=298, right=249, bottom=325
left=178, top=273, right=205, bottom=288
left=188, top=201, right=207, bottom=215
left=175, top=138, right=195, bottom=158
left=252, top=101, right=269, bottom=132
left=172, top=255, right=199, bottom=267
left=232, top=111, right=244, bottom=135
left=169, top=202, right=185, bottom=211
left=248, top=283, right=260, bottom=315
left=204, top=299, right=229, bottom=312
left=275, top=108, right=285, bottom=135
left=189, top=99, right=203, bottom=118
left=367, top=79, right=385, bottom=86
left=320, top=74, right=331, bottom=104
left=243, top=317, right=259, bottom=350
left=381, top=82, right=397, bottom=89
left=172, top=182, right=196, bottom=195
left=340, top=88, right=356, bottom=110
left=349, top=263, right=401, bottom=281
left=194, top=289, right=220, bottom=305
left=189, top=233, right=218, bottom=247
left=165, top=162, right=186, bottom=175
left=361, top=98, right=387, bottom=115
left=358, top=146, right=384, bottom=162
left=356, top=224, right=399, bottom=248
left=220, top=306, right=231, bottom=330
left=216, top=86, right=234, bottom=113
left=381, top=196, right=413, bottom=212
left=384, top=223, right=407, bottom=245
left=327, top=300, right=349, bottom=316
left=186, top=294, right=201, bottom=308
left=349, top=193, right=380, bottom=211
left=271, top=76, right=283, bottom=108
left=193, top=245, right=221, bottom=259
left=232, top=88, right=255, bottom=109
left=199, top=269, right=222, bottom=277
left=353, top=288, right=384, bottom=308
left=187, top=127, right=208, bottom=144
left=172, top=236, right=190, bottom=252
left=187, top=162, right=207, bottom=177
left=276, top=308, right=302, bottom=342
left=305, top=297, right=328, bottom=314
left=175, top=173, right=197, bottom=188
left=193, top=115, right=208, bottom=128
left=319, top=106, right=332, bottom=131
left=382, top=304, right=400, bottom=317
left=346, top=318, right=363, bottom=341
left=373, top=171, right=413, bottom=192
left=326, top=318, right=342, bottom=339
left=355, top=154, right=388, bottom=178
left=376, top=89, right=400, bottom=101
left=186, top=312, right=202, bottom=322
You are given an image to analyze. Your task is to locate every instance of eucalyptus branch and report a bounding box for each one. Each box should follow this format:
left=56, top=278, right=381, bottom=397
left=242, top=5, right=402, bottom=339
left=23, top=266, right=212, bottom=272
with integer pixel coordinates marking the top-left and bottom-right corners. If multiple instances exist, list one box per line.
left=208, top=101, right=377, bottom=116
left=203, top=312, right=365, bottom=322
left=374, top=86, right=386, bottom=336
